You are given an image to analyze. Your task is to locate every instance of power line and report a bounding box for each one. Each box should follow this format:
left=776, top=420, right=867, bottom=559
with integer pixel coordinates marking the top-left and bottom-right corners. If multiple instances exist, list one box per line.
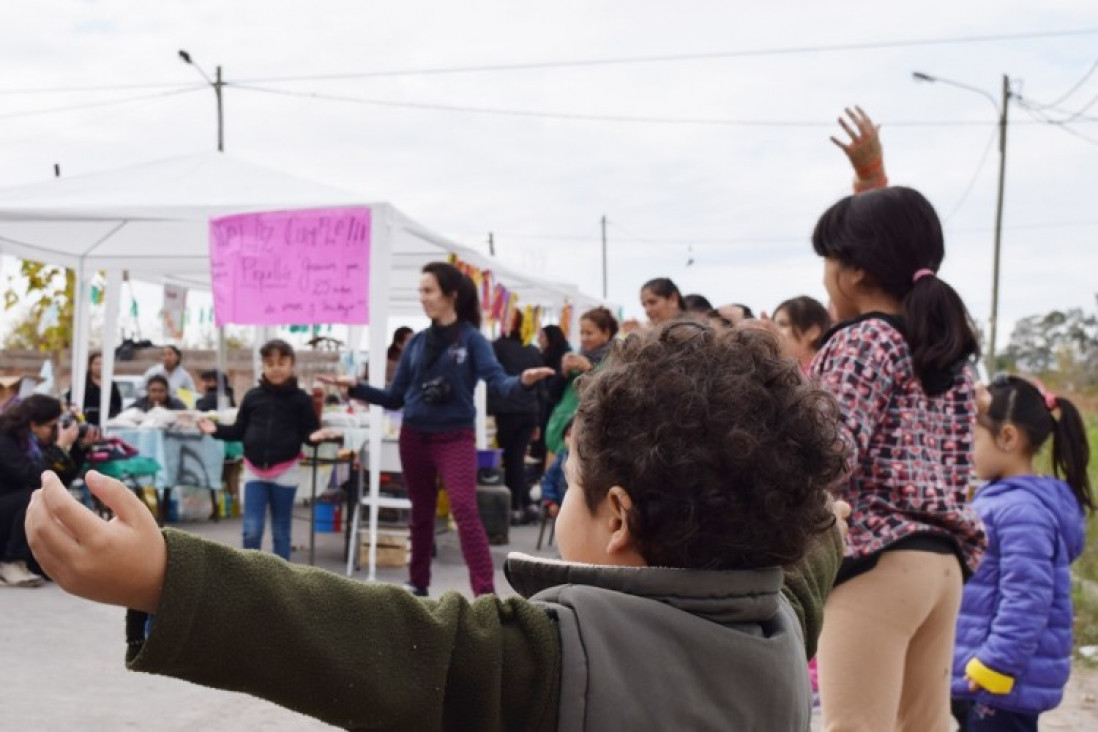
left=0, top=80, right=203, bottom=96
left=942, top=125, right=999, bottom=221
left=231, top=28, right=1098, bottom=84
left=235, top=83, right=1068, bottom=128
left=1016, top=98, right=1098, bottom=147
left=1, top=27, right=1095, bottom=96
left=0, top=86, right=205, bottom=123
left=1020, top=59, right=1098, bottom=111
left=462, top=218, right=1098, bottom=249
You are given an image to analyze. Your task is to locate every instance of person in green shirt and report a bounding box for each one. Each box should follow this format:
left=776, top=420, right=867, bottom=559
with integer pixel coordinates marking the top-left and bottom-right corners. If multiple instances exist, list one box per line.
left=27, top=321, right=848, bottom=731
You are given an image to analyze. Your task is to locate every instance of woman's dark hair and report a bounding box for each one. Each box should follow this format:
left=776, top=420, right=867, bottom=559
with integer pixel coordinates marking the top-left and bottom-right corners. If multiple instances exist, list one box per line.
left=682, top=293, right=713, bottom=314
left=774, top=296, right=831, bottom=352
left=260, top=338, right=295, bottom=362
left=387, top=327, right=414, bottom=360
left=540, top=325, right=571, bottom=372
left=580, top=306, right=619, bottom=339
left=984, top=375, right=1094, bottom=512
left=0, top=395, right=64, bottom=448
left=145, top=374, right=170, bottom=391
left=728, top=303, right=755, bottom=320
left=423, top=262, right=481, bottom=328
left=641, top=277, right=685, bottom=312
left=506, top=310, right=524, bottom=340
left=573, top=321, right=844, bottom=570
left=87, top=351, right=102, bottom=368
left=812, top=186, right=979, bottom=395
left=165, top=345, right=182, bottom=361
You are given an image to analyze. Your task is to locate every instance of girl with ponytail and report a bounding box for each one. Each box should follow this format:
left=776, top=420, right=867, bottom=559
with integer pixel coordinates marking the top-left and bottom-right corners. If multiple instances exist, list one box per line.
left=810, top=185, right=987, bottom=730
left=951, top=375, right=1091, bottom=731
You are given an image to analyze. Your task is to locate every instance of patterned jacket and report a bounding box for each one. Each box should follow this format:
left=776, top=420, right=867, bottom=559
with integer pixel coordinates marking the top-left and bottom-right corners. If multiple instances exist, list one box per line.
left=811, top=314, right=986, bottom=579
left=952, top=476, right=1086, bottom=713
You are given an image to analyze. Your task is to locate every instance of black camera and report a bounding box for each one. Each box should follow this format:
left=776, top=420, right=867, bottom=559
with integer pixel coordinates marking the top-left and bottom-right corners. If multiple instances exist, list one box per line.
left=60, top=415, right=91, bottom=439
left=421, top=377, right=453, bottom=406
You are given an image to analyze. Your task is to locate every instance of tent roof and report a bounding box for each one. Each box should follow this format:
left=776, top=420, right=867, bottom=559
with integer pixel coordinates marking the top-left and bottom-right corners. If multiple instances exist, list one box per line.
left=0, top=152, right=609, bottom=317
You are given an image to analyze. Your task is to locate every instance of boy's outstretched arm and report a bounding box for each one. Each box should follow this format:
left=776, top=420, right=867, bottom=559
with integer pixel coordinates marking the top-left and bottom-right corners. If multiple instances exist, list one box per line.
left=27, top=470, right=166, bottom=614
left=28, top=472, right=561, bottom=732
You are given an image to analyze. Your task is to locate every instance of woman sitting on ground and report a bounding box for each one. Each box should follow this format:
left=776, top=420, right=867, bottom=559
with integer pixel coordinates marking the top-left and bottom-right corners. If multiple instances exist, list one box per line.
left=0, top=395, right=92, bottom=586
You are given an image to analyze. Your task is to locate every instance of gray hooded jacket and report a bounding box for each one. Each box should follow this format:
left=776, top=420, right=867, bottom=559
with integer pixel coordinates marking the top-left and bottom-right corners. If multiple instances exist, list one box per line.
left=506, top=553, right=813, bottom=731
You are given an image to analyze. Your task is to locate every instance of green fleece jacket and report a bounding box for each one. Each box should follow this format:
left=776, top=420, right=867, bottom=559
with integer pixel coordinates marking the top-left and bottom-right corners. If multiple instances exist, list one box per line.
left=125, top=527, right=841, bottom=731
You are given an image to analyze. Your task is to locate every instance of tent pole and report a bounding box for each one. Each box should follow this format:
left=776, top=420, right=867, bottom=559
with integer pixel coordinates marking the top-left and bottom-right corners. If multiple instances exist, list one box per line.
left=99, top=269, right=122, bottom=432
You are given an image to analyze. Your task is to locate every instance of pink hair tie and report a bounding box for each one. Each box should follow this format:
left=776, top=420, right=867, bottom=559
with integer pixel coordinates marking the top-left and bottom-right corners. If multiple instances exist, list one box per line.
left=1031, top=377, right=1058, bottom=411
left=912, top=268, right=936, bottom=283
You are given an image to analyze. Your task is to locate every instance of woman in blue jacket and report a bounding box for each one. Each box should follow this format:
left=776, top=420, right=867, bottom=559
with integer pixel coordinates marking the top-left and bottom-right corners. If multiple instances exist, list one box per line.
left=952, top=374, right=1093, bottom=731
left=326, top=262, right=552, bottom=597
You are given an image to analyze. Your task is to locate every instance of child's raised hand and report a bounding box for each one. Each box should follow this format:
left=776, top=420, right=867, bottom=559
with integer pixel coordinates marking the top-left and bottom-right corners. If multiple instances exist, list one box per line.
left=196, top=417, right=217, bottom=435
left=26, top=470, right=166, bottom=614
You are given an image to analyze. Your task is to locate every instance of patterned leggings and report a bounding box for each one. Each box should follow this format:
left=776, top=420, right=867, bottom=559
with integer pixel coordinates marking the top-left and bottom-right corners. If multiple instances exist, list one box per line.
left=399, top=426, right=495, bottom=595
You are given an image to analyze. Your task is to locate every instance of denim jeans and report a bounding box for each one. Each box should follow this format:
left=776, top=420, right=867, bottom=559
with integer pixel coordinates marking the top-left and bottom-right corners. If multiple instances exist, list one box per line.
left=242, top=480, right=298, bottom=560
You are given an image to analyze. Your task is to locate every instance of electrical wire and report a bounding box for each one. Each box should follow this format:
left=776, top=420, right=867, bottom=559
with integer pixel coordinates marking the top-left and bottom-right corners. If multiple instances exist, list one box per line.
left=234, top=83, right=1015, bottom=128
left=231, top=28, right=1098, bottom=84
left=1020, top=59, right=1098, bottom=111
left=2, top=27, right=1095, bottom=95
left=0, top=86, right=205, bottom=123
left=1016, top=98, right=1098, bottom=147
left=0, top=80, right=203, bottom=96
left=941, top=125, right=1000, bottom=221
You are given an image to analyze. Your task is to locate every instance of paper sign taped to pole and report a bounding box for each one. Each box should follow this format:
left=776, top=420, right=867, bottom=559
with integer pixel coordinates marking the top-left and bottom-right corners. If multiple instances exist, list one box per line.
left=209, top=207, right=370, bottom=326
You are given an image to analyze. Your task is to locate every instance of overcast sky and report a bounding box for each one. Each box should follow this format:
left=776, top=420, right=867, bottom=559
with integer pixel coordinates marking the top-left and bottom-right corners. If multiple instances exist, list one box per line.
left=1, top=1, right=1096, bottom=352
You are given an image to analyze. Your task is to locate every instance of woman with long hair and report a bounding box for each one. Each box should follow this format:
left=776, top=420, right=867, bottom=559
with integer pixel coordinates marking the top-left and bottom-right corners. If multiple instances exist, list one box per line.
left=324, top=262, right=552, bottom=597
left=0, top=395, right=90, bottom=586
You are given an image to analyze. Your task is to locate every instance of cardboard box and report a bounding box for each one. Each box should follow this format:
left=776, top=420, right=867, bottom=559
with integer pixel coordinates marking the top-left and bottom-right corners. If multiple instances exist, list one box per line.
left=360, top=532, right=409, bottom=568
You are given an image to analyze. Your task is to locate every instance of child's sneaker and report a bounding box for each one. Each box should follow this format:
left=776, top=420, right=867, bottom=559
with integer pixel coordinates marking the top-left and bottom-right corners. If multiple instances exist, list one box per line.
left=0, top=561, right=46, bottom=587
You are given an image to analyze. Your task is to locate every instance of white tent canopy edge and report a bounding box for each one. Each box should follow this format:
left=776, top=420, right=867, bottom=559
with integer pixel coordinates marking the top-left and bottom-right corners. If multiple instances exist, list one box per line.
left=0, top=151, right=611, bottom=580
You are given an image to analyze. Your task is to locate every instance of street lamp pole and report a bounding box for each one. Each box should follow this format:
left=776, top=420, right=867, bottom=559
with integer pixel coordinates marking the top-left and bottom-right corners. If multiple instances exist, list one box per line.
left=178, top=50, right=225, bottom=152
left=913, top=71, right=1011, bottom=374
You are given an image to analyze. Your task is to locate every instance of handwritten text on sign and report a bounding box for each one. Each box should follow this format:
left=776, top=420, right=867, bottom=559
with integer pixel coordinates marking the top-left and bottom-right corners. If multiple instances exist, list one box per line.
left=209, top=207, right=371, bottom=326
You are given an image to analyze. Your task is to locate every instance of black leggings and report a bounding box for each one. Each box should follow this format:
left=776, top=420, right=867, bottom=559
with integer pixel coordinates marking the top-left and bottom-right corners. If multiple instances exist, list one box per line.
left=494, top=413, right=538, bottom=511
left=0, top=488, right=35, bottom=563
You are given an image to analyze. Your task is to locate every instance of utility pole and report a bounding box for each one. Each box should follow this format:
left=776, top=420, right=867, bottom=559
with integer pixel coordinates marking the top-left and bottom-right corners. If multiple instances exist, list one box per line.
left=215, top=66, right=224, bottom=152
left=601, top=215, right=607, bottom=299
left=179, top=51, right=225, bottom=152
left=987, top=74, right=1010, bottom=374
left=913, top=71, right=1010, bottom=375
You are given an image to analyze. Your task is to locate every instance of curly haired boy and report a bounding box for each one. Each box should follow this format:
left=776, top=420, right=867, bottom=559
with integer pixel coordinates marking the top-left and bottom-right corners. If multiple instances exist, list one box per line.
left=27, top=321, right=846, bottom=731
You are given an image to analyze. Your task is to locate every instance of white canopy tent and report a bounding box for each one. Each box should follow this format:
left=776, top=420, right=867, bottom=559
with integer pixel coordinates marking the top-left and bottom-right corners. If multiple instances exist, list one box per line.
left=0, top=151, right=609, bottom=578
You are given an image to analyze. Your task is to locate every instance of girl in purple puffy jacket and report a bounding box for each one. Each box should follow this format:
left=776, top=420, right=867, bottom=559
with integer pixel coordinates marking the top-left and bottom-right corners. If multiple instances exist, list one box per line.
left=952, top=375, right=1093, bottom=731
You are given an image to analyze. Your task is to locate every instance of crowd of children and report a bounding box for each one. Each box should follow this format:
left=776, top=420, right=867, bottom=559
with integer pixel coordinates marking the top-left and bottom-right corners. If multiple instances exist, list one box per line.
left=16, top=104, right=1095, bottom=731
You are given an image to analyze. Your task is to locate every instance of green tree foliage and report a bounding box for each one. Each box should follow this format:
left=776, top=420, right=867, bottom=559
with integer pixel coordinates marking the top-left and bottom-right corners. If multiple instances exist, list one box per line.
left=3, top=260, right=74, bottom=352
left=1002, top=297, right=1098, bottom=388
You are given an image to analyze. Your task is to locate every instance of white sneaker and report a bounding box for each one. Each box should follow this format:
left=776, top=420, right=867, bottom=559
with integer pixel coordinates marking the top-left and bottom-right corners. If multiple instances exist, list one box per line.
left=0, top=561, right=46, bottom=587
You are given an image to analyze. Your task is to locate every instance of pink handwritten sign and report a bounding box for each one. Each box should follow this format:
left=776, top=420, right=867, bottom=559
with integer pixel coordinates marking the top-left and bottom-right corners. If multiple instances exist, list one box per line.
left=209, top=207, right=371, bottom=326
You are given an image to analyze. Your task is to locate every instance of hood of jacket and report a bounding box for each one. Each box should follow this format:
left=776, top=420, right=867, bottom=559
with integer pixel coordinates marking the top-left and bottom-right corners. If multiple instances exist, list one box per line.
left=979, top=475, right=1085, bottom=562
left=505, top=553, right=811, bottom=731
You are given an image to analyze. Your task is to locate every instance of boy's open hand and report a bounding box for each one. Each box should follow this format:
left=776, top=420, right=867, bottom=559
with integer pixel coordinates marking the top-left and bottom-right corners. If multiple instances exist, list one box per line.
left=26, top=470, right=166, bottom=614
left=196, top=417, right=217, bottom=435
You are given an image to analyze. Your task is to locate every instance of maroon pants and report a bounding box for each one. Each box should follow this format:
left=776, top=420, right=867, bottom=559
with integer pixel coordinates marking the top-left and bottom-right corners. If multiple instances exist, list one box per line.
left=399, top=426, right=495, bottom=595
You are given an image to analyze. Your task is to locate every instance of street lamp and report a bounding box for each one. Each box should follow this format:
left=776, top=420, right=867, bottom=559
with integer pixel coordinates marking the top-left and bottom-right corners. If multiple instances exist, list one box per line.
left=178, top=50, right=225, bottom=152
left=913, top=71, right=1011, bottom=375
